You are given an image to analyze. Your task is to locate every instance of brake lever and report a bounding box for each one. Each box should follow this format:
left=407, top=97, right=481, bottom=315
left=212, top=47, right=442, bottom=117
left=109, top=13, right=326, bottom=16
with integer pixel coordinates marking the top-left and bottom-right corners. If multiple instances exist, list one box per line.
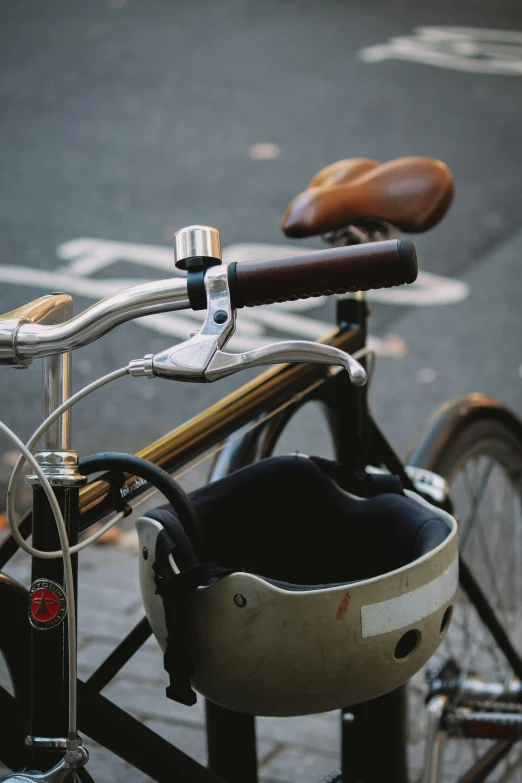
left=205, top=341, right=366, bottom=384
left=129, top=265, right=366, bottom=386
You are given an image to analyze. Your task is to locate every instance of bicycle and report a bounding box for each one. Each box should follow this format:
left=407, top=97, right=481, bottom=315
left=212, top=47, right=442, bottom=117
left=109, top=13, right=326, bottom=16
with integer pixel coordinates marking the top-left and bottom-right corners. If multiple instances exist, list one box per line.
left=0, top=155, right=520, bottom=783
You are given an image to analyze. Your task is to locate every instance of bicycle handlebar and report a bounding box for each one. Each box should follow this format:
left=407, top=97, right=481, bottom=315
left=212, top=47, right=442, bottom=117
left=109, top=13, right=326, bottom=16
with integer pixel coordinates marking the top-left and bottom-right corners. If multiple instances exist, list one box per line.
left=0, top=238, right=416, bottom=364
left=0, top=278, right=190, bottom=364
left=227, top=239, right=417, bottom=308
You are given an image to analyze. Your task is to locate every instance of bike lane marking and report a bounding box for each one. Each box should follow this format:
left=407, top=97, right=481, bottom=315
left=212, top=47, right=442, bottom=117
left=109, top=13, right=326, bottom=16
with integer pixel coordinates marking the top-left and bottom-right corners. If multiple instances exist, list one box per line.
left=359, top=26, right=522, bottom=75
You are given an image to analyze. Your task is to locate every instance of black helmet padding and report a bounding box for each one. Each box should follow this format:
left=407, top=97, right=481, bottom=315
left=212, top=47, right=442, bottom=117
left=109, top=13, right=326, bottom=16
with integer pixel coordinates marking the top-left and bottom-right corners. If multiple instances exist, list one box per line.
left=149, top=455, right=450, bottom=589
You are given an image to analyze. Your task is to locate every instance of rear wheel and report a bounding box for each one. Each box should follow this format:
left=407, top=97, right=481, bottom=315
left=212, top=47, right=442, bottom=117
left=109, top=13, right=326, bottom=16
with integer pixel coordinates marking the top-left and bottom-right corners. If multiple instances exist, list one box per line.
left=406, top=408, right=522, bottom=782
left=212, top=396, right=522, bottom=782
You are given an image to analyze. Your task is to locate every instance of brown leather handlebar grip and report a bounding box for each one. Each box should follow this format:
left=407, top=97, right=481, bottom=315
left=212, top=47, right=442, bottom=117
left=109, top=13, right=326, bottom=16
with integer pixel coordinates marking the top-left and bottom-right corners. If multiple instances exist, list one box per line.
left=227, top=238, right=417, bottom=308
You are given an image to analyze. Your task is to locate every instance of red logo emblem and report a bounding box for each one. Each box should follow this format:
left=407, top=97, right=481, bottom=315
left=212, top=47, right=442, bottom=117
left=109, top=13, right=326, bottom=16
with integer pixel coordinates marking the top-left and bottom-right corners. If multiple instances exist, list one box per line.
left=29, top=580, right=67, bottom=630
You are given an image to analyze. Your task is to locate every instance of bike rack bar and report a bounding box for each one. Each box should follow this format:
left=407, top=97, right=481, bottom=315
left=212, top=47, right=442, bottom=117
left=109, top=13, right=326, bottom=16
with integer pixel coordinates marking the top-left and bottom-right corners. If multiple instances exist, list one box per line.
left=86, top=616, right=152, bottom=693
left=206, top=701, right=258, bottom=783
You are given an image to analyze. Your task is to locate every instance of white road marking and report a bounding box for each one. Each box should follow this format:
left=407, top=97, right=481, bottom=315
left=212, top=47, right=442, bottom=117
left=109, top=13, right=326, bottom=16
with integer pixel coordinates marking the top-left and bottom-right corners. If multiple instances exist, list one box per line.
left=359, top=26, right=522, bottom=75
left=57, top=237, right=181, bottom=277
left=0, top=265, right=147, bottom=298
left=366, top=271, right=468, bottom=306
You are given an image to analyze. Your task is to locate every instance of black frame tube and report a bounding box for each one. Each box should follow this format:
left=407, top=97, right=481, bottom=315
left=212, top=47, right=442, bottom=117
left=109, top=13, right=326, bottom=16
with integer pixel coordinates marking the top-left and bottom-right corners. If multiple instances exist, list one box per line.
left=29, top=485, right=79, bottom=771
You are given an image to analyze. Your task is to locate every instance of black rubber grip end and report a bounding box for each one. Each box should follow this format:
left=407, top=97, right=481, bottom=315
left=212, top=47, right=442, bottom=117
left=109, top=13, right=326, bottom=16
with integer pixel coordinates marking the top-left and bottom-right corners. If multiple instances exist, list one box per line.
left=397, top=238, right=418, bottom=284
left=227, top=262, right=245, bottom=309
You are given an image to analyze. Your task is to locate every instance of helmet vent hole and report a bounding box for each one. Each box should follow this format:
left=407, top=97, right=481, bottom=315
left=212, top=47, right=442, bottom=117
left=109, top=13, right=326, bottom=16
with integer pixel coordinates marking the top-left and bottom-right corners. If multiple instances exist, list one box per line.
left=440, top=606, right=453, bottom=636
left=394, top=629, right=421, bottom=661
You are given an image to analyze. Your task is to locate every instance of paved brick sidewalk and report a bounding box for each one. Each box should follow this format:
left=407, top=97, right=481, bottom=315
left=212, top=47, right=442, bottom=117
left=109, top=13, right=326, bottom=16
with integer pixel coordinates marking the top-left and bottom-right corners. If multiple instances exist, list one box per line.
left=1, top=538, right=341, bottom=783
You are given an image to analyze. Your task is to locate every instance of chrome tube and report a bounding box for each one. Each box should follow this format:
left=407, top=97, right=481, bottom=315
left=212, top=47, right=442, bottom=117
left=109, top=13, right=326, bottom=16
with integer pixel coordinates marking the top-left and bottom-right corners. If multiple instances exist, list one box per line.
left=42, top=296, right=73, bottom=450
left=0, top=294, right=78, bottom=366
left=421, top=696, right=448, bottom=783
left=14, top=277, right=189, bottom=360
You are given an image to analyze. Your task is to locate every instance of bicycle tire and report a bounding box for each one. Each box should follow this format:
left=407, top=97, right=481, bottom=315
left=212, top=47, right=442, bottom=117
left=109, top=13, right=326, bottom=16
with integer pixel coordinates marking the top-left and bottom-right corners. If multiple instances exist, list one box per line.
left=401, top=395, right=522, bottom=783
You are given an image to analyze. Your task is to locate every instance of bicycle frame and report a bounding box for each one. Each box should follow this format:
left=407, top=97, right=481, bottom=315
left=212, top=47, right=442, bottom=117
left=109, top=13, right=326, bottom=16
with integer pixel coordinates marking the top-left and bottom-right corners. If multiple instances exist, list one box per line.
left=0, top=295, right=519, bottom=783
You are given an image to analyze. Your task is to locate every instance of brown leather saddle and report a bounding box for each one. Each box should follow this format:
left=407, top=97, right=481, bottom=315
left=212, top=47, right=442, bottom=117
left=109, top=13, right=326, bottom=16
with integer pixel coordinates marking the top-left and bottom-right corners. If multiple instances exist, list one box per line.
left=281, top=156, right=454, bottom=238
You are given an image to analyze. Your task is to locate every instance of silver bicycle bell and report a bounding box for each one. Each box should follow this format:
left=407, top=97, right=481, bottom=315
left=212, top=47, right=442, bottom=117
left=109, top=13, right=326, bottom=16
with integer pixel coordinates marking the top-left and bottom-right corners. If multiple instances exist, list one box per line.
left=174, top=224, right=221, bottom=270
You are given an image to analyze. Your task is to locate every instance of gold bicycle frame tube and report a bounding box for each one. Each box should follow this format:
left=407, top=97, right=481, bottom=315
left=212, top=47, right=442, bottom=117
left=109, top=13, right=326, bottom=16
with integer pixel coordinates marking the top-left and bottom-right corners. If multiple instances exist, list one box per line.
left=79, top=325, right=364, bottom=524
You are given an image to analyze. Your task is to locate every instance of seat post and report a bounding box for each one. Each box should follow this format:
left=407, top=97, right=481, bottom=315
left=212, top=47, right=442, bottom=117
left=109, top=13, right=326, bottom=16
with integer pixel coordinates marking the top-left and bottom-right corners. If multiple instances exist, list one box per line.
left=335, top=293, right=368, bottom=476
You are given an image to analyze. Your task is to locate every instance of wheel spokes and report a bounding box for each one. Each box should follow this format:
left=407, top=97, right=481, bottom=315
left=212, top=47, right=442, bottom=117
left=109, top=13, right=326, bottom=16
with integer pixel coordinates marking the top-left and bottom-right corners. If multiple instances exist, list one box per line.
left=410, top=441, right=522, bottom=782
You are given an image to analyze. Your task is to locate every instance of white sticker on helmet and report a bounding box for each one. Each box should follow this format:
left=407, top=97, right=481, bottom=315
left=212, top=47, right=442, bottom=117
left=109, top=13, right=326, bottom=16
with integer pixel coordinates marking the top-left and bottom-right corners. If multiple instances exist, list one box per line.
left=361, top=557, right=458, bottom=638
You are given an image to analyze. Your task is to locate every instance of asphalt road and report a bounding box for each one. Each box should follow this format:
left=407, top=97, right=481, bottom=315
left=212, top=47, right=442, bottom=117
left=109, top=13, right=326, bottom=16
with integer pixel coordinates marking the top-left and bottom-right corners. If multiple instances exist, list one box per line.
left=1, top=0, right=522, bottom=500
left=2, top=5, right=522, bottom=780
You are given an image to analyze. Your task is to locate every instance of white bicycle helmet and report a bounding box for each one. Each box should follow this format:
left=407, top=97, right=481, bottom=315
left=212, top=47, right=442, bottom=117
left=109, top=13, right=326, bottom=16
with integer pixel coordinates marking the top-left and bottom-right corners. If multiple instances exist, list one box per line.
left=137, top=455, right=457, bottom=717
